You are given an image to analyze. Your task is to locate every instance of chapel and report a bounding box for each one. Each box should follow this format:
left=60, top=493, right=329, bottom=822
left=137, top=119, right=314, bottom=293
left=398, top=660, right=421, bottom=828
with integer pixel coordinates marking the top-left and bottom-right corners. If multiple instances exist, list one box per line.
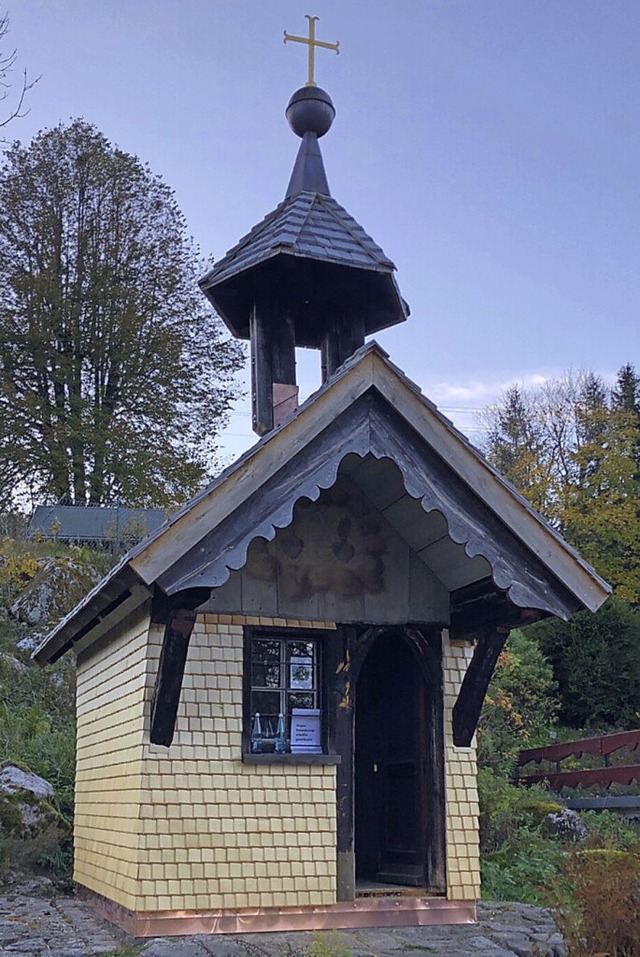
left=35, top=17, right=610, bottom=938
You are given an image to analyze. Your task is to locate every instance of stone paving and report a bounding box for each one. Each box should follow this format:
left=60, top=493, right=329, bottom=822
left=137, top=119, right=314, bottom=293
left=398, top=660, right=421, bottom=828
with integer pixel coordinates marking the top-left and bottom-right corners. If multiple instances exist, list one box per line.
left=0, top=878, right=565, bottom=957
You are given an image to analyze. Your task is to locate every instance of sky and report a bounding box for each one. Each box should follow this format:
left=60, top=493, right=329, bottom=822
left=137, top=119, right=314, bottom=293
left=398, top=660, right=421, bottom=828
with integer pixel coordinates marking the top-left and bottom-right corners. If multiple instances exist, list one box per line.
left=6, top=1, right=640, bottom=462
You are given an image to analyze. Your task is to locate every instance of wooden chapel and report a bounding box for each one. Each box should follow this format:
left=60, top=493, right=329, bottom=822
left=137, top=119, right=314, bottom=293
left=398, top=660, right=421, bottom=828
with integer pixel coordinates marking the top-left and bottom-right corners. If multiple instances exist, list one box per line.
left=35, top=19, right=610, bottom=939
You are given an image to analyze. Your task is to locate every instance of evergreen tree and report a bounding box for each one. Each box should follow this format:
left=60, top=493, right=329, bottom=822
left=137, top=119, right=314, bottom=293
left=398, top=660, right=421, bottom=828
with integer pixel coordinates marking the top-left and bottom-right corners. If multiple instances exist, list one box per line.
left=483, top=368, right=640, bottom=602
left=612, top=362, right=640, bottom=471
left=529, top=598, right=640, bottom=729
left=483, top=385, right=551, bottom=514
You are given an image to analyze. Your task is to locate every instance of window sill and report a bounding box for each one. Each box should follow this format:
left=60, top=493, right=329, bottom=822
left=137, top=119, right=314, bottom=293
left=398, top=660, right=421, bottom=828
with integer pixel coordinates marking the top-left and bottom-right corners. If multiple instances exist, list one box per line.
left=242, top=753, right=341, bottom=766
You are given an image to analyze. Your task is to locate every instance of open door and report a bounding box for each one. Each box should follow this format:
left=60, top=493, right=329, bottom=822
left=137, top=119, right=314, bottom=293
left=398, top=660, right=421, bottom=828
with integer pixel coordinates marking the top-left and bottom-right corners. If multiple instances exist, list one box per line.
left=354, top=631, right=440, bottom=887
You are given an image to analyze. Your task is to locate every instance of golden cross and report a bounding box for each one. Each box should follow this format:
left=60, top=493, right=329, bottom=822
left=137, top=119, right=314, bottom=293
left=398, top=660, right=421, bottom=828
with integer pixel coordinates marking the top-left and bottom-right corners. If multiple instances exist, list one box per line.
left=284, top=15, right=339, bottom=88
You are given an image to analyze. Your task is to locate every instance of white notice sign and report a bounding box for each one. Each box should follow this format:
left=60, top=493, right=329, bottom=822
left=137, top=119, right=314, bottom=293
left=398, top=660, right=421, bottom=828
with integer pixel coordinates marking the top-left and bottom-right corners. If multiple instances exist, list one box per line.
left=290, top=708, right=322, bottom=754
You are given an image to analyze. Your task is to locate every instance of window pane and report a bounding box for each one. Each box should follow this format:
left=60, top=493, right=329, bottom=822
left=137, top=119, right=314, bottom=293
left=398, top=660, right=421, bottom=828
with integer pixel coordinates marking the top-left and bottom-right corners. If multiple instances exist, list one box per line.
left=288, top=640, right=315, bottom=659
left=288, top=641, right=315, bottom=692
left=251, top=661, right=281, bottom=688
left=251, top=640, right=281, bottom=688
left=253, top=639, right=280, bottom=663
left=288, top=691, right=314, bottom=711
left=251, top=690, right=280, bottom=736
left=289, top=656, right=313, bottom=689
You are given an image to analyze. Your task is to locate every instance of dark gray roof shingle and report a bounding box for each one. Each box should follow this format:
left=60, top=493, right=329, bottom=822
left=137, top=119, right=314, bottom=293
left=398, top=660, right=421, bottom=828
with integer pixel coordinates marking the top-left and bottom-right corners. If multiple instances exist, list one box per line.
left=201, top=191, right=397, bottom=290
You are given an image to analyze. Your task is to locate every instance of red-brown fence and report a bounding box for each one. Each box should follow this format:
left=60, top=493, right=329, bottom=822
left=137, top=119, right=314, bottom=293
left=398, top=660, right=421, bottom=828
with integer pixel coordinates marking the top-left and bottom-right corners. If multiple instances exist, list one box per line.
left=517, top=729, right=640, bottom=791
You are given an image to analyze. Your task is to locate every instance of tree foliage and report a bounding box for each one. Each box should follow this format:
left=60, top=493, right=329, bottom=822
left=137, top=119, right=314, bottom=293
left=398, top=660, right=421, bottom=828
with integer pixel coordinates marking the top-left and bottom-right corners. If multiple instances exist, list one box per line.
left=528, top=598, right=640, bottom=729
left=482, top=365, right=640, bottom=602
left=478, top=628, right=559, bottom=775
left=0, top=120, right=244, bottom=508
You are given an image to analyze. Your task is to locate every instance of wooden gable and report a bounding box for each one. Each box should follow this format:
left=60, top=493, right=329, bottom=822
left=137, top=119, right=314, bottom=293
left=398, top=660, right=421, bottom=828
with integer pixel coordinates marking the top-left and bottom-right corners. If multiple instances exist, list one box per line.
left=33, top=341, right=610, bottom=669
left=204, top=472, right=449, bottom=624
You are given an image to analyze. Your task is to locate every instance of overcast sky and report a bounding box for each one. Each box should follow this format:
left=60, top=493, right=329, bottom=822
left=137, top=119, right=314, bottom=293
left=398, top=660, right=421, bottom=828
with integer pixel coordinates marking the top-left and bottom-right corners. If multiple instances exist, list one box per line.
left=7, top=1, right=640, bottom=461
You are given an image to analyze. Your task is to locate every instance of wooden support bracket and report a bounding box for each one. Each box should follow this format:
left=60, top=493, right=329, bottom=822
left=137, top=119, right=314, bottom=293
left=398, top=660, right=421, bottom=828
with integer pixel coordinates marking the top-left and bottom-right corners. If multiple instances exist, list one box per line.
left=452, top=626, right=509, bottom=748
left=149, top=587, right=210, bottom=747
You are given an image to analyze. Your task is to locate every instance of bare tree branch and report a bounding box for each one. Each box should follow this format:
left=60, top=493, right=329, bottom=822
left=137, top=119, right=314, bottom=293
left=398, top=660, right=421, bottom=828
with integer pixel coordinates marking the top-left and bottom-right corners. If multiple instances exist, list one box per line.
left=0, top=12, right=40, bottom=137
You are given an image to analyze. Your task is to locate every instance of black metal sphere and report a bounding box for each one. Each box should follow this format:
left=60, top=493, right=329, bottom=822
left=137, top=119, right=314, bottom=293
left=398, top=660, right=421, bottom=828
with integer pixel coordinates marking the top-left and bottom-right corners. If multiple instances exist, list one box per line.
left=286, top=86, right=335, bottom=138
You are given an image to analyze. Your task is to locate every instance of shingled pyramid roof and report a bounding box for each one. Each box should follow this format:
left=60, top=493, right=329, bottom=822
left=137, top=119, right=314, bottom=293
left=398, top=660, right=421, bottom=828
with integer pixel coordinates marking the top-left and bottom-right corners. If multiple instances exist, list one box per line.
left=200, top=89, right=409, bottom=344
left=203, top=189, right=397, bottom=287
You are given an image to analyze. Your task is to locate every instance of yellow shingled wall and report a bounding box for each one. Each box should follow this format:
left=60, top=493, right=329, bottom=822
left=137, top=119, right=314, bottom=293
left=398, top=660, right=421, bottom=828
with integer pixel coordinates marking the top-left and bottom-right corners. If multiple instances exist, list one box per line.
left=442, top=632, right=481, bottom=902
left=75, top=611, right=479, bottom=915
left=137, top=614, right=338, bottom=913
left=74, top=608, right=151, bottom=910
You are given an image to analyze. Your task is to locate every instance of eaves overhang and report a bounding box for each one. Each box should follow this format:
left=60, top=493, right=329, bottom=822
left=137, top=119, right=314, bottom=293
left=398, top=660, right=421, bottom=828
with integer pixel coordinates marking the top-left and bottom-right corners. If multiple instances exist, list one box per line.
left=32, top=560, right=151, bottom=666
left=32, top=341, right=611, bottom=666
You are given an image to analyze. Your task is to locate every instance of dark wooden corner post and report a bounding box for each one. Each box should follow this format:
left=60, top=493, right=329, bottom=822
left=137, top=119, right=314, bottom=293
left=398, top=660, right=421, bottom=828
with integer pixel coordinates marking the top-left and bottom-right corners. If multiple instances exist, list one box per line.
left=251, top=300, right=298, bottom=435
left=332, top=624, right=356, bottom=901
left=150, top=587, right=211, bottom=747
left=321, top=307, right=365, bottom=382
left=452, top=625, right=510, bottom=748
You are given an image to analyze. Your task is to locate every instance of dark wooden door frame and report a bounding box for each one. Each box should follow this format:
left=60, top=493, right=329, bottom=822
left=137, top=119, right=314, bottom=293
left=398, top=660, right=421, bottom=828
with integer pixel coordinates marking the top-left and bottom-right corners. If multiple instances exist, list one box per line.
left=334, top=624, right=446, bottom=900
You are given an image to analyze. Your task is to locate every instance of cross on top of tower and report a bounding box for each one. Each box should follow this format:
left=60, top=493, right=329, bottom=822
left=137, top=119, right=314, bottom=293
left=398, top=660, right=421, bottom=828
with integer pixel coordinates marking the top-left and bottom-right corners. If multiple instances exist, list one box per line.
left=284, top=14, right=339, bottom=87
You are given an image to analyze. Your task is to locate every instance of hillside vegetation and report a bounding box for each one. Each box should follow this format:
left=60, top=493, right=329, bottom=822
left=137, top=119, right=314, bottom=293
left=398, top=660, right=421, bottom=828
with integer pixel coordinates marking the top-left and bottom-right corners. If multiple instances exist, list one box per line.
left=0, top=532, right=115, bottom=880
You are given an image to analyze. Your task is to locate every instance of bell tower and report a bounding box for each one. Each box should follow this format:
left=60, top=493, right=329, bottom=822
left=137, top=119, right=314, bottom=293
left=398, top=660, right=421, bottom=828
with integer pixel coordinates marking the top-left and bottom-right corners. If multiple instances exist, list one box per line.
left=200, top=17, right=409, bottom=435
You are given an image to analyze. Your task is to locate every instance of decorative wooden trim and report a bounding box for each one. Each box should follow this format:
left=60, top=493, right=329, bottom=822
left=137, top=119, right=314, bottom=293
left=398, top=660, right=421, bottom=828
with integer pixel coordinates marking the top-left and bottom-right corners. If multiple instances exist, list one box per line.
left=130, top=345, right=608, bottom=611
left=40, top=342, right=608, bottom=664
left=149, top=587, right=211, bottom=747
left=78, top=884, right=476, bottom=938
left=452, top=626, right=509, bottom=748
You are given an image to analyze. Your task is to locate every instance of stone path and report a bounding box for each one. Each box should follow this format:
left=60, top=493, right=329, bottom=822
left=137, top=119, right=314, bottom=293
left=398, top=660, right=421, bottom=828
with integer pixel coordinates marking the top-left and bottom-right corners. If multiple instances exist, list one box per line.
left=0, top=878, right=565, bottom=957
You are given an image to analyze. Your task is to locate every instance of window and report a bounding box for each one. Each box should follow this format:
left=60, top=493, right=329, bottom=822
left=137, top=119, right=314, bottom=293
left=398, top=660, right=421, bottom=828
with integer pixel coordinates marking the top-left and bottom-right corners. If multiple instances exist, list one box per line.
left=245, top=630, right=322, bottom=755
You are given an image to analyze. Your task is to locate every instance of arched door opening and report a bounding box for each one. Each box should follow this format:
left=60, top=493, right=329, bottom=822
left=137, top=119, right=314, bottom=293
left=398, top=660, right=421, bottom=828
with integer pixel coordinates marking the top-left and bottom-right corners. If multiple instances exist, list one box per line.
left=354, top=629, right=445, bottom=890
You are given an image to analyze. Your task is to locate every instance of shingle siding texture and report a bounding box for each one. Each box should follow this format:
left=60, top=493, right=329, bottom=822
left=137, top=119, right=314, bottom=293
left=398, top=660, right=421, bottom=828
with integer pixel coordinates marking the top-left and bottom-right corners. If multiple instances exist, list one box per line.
left=442, top=633, right=481, bottom=902
left=74, top=609, right=150, bottom=909
left=74, top=614, right=480, bottom=915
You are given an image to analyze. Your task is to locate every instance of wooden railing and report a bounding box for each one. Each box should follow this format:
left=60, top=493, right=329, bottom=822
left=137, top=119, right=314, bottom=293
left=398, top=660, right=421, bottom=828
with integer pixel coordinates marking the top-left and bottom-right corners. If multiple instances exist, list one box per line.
left=517, top=729, right=640, bottom=791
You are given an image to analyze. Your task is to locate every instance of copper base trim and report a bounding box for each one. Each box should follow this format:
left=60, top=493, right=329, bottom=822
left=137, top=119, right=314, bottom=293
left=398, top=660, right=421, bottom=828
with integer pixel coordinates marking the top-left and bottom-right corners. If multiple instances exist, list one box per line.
left=78, top=886, right=477, bottom=938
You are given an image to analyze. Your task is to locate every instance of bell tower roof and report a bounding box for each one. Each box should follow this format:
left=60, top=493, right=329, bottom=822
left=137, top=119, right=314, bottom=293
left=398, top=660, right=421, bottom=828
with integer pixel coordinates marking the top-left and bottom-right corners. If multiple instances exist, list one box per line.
left=199, top=16, right=409, bottom=435
left=199, top=83, right=409, bottom=344
left=200, top=187, right=408, bottom=347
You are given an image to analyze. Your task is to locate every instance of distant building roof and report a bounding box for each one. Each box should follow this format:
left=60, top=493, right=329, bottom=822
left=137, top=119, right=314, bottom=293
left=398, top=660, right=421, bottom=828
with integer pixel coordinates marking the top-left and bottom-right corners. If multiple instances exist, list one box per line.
left=29, top=505, right=167, bottom=545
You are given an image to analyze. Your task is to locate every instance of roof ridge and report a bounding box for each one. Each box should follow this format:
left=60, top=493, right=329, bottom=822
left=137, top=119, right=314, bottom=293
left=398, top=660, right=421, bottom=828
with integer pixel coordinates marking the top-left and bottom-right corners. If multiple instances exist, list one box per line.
left=317, top=194, right=395, bottom=267
left=283, top=191, right=319, bottom=245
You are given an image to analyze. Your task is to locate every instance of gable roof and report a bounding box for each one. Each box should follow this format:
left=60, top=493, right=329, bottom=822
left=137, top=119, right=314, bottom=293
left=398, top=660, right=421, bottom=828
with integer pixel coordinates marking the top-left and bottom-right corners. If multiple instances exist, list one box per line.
left=33, top=342, right=610, bottom=666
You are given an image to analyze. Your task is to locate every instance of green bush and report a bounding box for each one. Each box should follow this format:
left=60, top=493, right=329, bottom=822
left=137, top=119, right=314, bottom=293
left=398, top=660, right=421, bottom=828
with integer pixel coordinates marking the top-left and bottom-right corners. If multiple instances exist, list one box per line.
left=579, top=810, right=640, bottom=851
left=478, top=764, right=640, bottom=924
left=0, top=623, right=76, bottom=878
left=478, top=628, right=559, bottom=775
left=478, top=768, right=563, bottom=853
left=482, top=827, right=564, bottom=905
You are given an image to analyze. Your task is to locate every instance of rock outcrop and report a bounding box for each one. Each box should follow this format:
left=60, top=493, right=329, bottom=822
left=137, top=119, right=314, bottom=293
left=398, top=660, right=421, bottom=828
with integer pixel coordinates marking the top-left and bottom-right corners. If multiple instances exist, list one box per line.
left=9, top=556, right=102, bottom=651
left=0, top=763, right=62, bottom=868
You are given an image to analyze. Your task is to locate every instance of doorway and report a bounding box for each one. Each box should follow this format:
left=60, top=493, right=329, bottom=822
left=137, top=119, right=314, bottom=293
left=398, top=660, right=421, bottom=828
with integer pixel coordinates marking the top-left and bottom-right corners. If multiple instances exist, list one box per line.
left=354, top=630, right=443, bottom=889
